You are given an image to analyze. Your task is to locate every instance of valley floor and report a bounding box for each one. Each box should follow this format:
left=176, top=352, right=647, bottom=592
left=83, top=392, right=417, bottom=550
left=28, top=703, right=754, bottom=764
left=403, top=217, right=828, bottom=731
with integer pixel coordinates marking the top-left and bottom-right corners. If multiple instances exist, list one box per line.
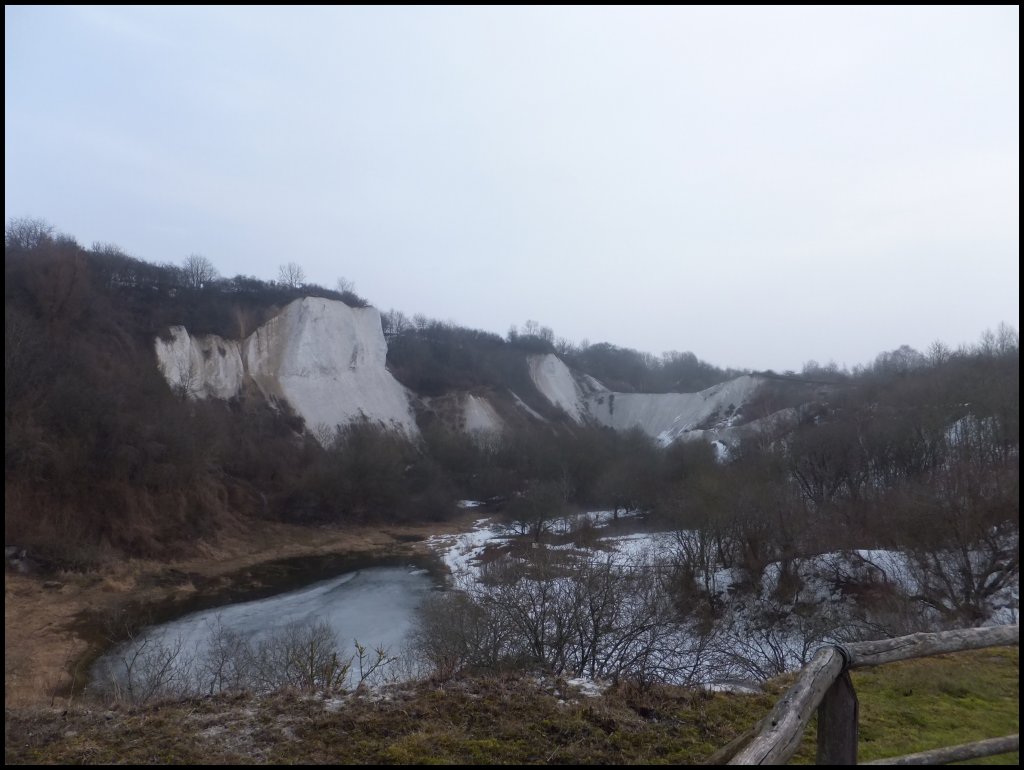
left=4, top=514, right=481, bottom=708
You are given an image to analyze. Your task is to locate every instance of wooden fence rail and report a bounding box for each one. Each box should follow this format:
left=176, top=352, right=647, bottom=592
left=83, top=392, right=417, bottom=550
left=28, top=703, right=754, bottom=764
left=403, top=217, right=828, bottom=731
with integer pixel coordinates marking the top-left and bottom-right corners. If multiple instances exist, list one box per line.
left=714, top=624, right=1018, bottom=766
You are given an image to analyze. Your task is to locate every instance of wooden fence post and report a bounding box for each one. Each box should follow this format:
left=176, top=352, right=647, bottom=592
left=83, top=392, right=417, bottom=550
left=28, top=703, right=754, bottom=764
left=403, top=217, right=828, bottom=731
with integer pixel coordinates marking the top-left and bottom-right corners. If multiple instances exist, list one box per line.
left=816, top=669, right=858, bottom=765
left=727, top=626, right=1017, bottom=765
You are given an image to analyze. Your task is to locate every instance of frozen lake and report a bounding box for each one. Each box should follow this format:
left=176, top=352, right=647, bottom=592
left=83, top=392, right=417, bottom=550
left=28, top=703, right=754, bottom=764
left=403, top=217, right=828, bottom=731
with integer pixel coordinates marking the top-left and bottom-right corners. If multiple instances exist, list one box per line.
left=94, top=509, right=1015, bottom=699
left=92, top=565, right=439, bottom=695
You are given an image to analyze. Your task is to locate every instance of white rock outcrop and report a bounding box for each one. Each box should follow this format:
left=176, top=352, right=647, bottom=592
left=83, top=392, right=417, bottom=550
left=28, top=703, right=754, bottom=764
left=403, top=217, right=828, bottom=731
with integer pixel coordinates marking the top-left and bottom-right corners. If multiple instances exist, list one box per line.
left=528, top=353, right=608, bottom=424
left=154, top=327, right=245, bottom=400
left=155, top=298, right=418, bottom=442
left=528, top=352, right=769, bottom=446
left=463, top=394, right=504, bottom=435
left=587, top=375, right=764, bottom=445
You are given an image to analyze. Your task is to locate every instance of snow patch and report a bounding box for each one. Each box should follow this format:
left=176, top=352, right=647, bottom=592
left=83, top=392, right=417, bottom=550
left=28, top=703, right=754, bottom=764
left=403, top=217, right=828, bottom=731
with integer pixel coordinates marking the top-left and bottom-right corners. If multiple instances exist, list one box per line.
left=427, top=518, right=511, bottom=578
left=566, top=677, right=611, bottom=697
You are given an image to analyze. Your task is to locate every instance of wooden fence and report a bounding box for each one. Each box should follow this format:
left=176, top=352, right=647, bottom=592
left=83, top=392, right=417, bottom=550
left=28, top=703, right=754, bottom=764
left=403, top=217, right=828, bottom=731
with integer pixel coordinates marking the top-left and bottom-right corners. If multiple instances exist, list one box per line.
left=709, top=624, right=1019, bottom=765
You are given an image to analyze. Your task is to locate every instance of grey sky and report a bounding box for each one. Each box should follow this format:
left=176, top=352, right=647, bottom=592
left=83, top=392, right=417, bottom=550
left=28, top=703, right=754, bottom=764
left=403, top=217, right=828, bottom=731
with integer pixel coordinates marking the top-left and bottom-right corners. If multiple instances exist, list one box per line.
left=5, top=6, right=1018, bottom=372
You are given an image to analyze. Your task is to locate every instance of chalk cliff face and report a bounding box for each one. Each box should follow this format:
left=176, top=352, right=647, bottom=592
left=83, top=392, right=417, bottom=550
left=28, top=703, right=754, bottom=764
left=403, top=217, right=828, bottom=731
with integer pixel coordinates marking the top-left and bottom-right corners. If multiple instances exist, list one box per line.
left=585, top=375, right=765, bottom=445
left=528, top=354, right=782, bottom=446
left=155, top=301, right=793, bottom=448
left=155, top=298, right=418, bottom=442
left=463, top=394, right=504, bottom=435
left=527, top=354, right=607, bottom=424
left=154, top=328, right=245, bottom=400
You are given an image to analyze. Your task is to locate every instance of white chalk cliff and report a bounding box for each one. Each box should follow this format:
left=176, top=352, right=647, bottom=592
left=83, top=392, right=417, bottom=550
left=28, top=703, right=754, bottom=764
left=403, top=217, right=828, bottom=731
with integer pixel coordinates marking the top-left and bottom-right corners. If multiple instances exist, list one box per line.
left=528, top=354, right=777, bottom=446
left=155, top=298, right=418, bottom=441
left=586, top=375, right=765, bottom=445
left=463, top=394, right=504, bottom=435
left=527, top=354, right=608, bottom=424
left=155, top=303, right=793, bottom=449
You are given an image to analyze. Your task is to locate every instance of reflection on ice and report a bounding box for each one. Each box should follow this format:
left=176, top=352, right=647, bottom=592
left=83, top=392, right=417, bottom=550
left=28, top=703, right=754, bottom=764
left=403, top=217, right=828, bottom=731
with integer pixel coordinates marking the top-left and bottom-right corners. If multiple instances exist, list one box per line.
left=92, top=566, right=436, bottom=699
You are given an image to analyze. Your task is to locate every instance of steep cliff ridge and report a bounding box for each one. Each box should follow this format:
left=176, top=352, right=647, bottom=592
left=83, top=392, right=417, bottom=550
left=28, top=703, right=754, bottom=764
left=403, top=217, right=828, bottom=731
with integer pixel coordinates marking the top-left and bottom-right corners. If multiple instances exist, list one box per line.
left=528, top=353, right=781, bottom=445
left=156, top=305, right=784, bottom=447
left=154, top=327, right=245, bottom=400
left=463, top=394, right=504, bottom=434
left=527, top=353, right=607, bottom=424
left=155, top=297, right=418, bottom=440
left=586, top=374, right=766, bottom=445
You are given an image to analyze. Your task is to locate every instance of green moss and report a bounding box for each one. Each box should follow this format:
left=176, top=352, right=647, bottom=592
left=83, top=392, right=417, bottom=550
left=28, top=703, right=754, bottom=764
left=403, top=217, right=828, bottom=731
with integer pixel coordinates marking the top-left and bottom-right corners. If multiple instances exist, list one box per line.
left=850, top=647, right=1019, bottom=766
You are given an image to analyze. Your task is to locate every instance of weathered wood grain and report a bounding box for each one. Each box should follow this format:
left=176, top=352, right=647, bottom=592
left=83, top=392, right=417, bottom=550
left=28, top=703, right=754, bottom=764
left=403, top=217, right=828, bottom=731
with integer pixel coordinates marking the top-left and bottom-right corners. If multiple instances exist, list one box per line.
left=862, top=733, right=1019, bottom=765
left=727, top=625, right=1018, bottom=765
left=729, top=647, right=845, bottom=765
left=816, top=670, right=858, bottom=765
left=845, top=625, right=1018, bottom=668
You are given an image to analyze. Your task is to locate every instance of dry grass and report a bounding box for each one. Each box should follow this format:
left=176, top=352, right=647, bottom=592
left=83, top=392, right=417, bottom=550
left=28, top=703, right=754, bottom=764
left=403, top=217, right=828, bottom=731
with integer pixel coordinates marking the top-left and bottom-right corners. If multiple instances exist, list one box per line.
left=6, top=649, right=1017, bottom=765
left=4, top=674, right=782, bottom=765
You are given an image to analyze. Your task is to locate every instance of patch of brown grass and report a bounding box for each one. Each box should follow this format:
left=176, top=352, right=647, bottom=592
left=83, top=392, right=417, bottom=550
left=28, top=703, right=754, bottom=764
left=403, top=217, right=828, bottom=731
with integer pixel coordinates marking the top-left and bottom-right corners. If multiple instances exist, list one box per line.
left=6, top=650, right=1017, bottom=765
left=4, top=674, right=781, bottom=765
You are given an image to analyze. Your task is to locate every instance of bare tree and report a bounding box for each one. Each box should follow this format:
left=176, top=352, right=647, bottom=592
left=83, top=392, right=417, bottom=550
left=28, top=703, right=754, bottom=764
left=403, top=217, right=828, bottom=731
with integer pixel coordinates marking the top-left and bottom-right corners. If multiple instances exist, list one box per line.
left=181, top=253, right=219, bottom=288
left=248, top=621, right=352, bottom=694
left=174, top=364, right=199, bottom=400
left=5, top=216, right=54, bottom=251
left=352, top=639, right=398, bottom=690
left=381, top=309, right=411, bottom=338
left=92, top=613, right=195, bottom=705
left=506, top=480, right=565, bottom=542
left=336, top=276, right=355, bottom=294
left=278, top=261, right=306, bottom=288
left=413, top=549, right=716, bottom=686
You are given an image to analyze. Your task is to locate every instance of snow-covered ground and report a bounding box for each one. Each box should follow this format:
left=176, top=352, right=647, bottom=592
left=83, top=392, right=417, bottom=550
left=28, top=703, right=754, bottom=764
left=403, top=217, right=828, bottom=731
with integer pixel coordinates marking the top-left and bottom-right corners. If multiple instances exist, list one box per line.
left=428, top=517, right=512, bottom=578
left=426, top=508, right=668, bottom=579
left=428, top=511, right=1019, bottom=685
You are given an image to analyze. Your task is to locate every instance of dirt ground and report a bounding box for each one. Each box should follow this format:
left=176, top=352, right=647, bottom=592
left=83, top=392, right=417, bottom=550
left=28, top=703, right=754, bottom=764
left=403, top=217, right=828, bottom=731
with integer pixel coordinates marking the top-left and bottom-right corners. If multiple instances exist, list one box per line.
left=4, top=514, right=481, bottom=707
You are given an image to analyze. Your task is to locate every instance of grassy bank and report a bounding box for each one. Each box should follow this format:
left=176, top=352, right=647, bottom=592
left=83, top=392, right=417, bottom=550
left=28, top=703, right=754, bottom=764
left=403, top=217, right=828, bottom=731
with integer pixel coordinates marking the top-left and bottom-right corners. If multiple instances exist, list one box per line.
left=5, top=647, right=1017, bottom=765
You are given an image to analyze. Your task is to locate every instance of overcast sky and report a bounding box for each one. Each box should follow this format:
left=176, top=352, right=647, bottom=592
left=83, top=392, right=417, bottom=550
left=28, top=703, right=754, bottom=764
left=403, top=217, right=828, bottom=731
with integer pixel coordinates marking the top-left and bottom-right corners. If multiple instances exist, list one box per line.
left=5, top=6, right=1019, bottom=372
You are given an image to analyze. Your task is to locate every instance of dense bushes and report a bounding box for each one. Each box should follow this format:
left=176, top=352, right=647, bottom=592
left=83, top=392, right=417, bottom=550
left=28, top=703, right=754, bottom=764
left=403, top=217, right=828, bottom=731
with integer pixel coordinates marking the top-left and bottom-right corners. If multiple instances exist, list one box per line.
left=386, top=320, right=553, bottom=415
left=565, top=343, right=743, bottom=393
